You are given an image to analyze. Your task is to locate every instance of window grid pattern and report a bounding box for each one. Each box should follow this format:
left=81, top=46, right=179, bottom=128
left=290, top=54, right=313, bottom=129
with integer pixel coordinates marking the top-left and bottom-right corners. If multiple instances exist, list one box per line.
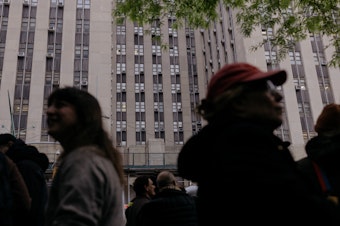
left=116, top=17, right=127, bottom=146
left=150, top=20, right=165, bottom=141
left=0, top=2, right=10, bottom=87
left=290, top=48, right=314, bottom=142
left=168, top=18, right=183, bottom=144
left=74, top=2, right=90, bottom=90
left=310, top=33, right=334, bottom=105
left=134, top=25, right=146, bottom=143
left=13, top=3, right=37, bottom=140
left=262, top=26, right=290, bottom=142
left=41, top=0, right=64, bottom=142
left=185, top=25, right=201, bottom=136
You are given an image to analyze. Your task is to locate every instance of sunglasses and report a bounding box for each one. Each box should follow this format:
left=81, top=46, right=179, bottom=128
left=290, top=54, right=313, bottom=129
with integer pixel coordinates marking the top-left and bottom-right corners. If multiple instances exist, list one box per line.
left=243, top=80, right=278, bottom=93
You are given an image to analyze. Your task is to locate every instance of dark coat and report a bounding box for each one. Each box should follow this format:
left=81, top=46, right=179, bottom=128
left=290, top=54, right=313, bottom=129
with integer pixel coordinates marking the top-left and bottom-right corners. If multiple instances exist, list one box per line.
left=138, top=188, right=198, bottom=226
left=7, top=145, right=49, bottom=226
left=297, top=134, right=340, bottom=198
left=125, top=195, right=151, bottom=226
left=178, top=120, right=340, bottom=226
left=0, top=153, right=31, bottom=226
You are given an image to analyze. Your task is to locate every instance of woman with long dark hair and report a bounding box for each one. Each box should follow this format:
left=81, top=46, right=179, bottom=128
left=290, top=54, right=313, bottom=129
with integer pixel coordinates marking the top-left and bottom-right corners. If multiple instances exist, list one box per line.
left=45, top=87, right=125, bottom=226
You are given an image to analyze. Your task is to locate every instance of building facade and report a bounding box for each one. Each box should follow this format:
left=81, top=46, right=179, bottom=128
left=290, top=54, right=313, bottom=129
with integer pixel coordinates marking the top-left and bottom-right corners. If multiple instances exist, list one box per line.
left=0, top=0, right=339, bottom=201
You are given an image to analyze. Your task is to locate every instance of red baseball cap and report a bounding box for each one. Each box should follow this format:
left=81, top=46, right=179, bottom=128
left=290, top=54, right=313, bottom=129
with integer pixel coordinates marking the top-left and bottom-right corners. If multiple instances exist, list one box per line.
left=206, top=62, right=287, bottom=100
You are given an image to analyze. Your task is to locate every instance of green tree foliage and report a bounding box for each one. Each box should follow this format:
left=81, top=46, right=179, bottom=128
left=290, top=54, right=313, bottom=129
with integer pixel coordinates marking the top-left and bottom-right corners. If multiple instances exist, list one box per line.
left=113, top=0, right=340, bottom=67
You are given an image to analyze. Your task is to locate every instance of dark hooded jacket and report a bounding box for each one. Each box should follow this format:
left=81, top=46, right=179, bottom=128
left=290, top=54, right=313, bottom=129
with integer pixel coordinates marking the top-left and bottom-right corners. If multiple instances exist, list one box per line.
left=177, top=119, right=340, bottom=226
left=297, top=134, right=340, bottom=198
left=7, top=145, right=49, bottom=226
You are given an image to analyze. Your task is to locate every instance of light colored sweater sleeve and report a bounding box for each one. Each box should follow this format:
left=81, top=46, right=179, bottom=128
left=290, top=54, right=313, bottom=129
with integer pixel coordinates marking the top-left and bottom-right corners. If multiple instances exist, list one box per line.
left=45, top=146, right=125, bottom=226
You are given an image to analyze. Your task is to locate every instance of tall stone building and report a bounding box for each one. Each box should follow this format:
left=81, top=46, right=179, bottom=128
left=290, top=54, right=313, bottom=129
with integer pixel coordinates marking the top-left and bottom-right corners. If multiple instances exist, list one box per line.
left=0, top=0, right=339, bottom=201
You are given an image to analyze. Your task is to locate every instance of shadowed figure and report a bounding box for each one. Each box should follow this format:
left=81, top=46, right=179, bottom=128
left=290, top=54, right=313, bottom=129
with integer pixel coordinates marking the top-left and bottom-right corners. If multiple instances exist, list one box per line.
left=177, top=62, right=340, bottom=226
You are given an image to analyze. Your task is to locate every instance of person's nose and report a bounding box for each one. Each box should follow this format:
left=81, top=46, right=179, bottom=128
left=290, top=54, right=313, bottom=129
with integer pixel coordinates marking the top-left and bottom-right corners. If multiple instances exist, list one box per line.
left=46, top=104, right=56, bottom=115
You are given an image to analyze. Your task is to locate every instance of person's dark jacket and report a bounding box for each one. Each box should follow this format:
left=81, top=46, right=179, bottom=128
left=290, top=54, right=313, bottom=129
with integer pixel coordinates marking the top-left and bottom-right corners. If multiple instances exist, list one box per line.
left=138, top=188, right=198, bottom=226
left=178, top=119, right=340, bottom=226
left=7, top=145, right=49, bottom=226
left=125, top=195, right=151, bottom=226
left=297, top=134, right=340, bottom=198
left=0, top=152, right=31, bottom=226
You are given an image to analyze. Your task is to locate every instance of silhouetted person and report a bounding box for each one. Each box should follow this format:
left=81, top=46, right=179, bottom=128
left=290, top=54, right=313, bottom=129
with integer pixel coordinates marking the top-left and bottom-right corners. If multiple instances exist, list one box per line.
left=0, top=134, right=31, bottom=226
left=125, top=175, right=156, bottom=226
left=7, top=144, right=49, bottom=226
left=298, top=103, right=340, bottom=205
left=177, top=62, right=340, bottom=225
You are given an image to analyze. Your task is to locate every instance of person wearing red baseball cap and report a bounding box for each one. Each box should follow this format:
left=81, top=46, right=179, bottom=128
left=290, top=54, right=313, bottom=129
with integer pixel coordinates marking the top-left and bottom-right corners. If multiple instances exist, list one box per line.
left=177, top=62, right=340, bottom=226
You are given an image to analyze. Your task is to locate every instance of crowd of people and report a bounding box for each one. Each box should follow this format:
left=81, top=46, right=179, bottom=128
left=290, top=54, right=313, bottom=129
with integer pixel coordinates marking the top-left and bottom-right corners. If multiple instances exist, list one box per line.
left=1, top=62, right=340, bottom=226
left=126, top=171, right=198, bottom=226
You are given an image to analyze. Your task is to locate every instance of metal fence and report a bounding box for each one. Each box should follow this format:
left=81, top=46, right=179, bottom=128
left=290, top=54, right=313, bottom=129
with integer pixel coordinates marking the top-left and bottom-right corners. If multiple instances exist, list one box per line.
left=122, top=153, right=178, bottom=169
